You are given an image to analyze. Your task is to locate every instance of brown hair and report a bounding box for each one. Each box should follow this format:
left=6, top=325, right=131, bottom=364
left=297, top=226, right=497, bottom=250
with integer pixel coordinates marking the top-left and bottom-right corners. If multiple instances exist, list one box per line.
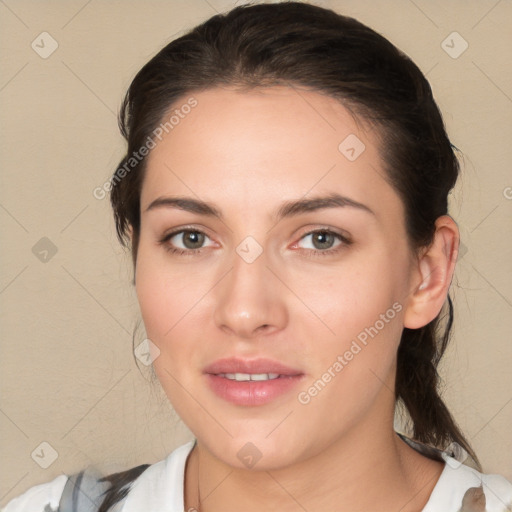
left=109, top=1, right=478, bottom=491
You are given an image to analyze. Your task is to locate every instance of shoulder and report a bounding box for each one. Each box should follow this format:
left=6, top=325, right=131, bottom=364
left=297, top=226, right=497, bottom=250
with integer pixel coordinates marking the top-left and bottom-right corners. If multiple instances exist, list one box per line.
left=397, top=433, right=512, bottom=511
left=120, top=440, right=195, bottom=510
left=1, top=474, right=68, bottom=512
left=424, top=456, right=512, bottom=512
left=2, top=441, right=196, bottom=512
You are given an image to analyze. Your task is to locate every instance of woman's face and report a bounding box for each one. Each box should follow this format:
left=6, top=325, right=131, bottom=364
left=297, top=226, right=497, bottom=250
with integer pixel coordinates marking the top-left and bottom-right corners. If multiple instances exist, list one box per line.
left=135, top=86, right=420, bottom=469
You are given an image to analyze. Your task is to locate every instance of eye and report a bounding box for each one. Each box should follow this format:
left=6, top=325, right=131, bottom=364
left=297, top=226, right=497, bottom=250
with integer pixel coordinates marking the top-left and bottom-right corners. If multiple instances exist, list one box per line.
left=159, top=228, right=214, bottom=255
left=294, top=229, right=351, bottom=257
left=159, top=227, right=351, bottom=257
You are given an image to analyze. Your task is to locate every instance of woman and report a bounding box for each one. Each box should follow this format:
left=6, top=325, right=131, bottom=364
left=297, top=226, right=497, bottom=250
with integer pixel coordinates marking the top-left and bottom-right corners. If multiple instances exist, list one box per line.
left=3, top=2, right=511, bottom=511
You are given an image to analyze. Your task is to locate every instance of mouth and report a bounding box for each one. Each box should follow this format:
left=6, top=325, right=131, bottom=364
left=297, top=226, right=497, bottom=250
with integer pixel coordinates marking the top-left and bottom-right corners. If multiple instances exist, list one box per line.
left=204, top=358, right=305, bottom=406
left=215, top=372, right=282, bottom=381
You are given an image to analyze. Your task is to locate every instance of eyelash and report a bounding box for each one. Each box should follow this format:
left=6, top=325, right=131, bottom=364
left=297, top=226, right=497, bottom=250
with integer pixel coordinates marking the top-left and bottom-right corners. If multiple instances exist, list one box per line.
left=295, top=230, right=352, bottom=258
left=159, top=227, right=352, bottom=258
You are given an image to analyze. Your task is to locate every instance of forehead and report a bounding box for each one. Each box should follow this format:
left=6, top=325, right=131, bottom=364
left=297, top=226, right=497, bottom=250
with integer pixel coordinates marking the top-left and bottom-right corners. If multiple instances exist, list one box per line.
left=141, top=86, right=399, bottom=218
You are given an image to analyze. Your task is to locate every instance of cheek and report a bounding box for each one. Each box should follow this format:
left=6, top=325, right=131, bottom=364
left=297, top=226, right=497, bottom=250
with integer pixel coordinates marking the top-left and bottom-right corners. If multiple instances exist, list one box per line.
left=296, top=250, right=408, bottom=344
left=134, top=253, right=201, bottom=405
left=134, top=241, right=218, bottom=397
left=292, top=249, right=408, bottom=402
left=293, top=279, right=405, bottom=441
left=135, top=242, right=202, bottom=337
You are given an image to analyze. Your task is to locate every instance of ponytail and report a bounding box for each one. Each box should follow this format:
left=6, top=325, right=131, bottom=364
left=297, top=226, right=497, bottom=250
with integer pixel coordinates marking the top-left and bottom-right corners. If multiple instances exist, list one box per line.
left=97, top=464, right=150, bottom=512
left=395, top=297, right=480, bottom=469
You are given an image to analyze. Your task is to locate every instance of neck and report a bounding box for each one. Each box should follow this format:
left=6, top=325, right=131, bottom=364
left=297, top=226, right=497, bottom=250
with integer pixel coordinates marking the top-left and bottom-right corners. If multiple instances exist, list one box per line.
left=184, top=412, right=444, bottom=512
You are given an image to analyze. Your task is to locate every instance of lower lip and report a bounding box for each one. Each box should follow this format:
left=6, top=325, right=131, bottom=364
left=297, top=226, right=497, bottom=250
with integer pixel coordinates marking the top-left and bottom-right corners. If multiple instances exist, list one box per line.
left=205, top=374, right=304, bottom=406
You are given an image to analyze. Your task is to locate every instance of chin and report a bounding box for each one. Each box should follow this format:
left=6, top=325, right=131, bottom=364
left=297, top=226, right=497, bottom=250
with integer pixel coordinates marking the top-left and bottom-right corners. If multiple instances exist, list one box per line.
left=195, top=425, right=324, bottom=472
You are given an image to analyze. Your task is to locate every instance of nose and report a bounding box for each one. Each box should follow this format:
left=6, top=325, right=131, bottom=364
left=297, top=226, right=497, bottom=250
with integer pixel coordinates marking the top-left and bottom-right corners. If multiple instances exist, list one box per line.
left=213, top=246, right=288, bottom=339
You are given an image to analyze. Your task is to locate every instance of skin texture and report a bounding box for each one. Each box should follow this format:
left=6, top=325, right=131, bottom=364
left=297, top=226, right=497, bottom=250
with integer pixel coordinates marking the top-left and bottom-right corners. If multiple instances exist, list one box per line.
left=134, top=86, right=459, bottom=511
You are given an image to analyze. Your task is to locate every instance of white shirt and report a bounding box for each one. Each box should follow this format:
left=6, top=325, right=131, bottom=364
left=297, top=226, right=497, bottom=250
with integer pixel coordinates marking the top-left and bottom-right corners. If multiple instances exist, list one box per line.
left=3, top=440, right=512, bottom=511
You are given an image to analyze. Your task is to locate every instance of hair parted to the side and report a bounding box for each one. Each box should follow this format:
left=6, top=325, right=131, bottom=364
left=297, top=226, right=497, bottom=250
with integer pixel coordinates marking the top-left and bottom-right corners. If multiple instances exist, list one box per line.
left=110, top=0, right=478, bottom=475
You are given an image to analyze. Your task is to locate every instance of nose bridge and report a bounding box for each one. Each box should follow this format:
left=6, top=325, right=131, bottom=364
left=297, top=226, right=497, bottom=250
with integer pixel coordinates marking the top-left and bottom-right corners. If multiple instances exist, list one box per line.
left=213, top=239, right=287, bottom=337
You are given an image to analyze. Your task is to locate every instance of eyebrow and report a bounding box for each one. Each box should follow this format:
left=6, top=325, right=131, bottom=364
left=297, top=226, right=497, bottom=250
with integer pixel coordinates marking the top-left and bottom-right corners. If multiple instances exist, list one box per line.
left=145, top=192, right=375, bottom=220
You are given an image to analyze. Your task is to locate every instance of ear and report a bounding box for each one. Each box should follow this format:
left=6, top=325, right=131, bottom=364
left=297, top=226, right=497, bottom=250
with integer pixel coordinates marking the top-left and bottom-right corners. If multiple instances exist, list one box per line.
left=403, top=215, right=459, bottom=329
left=126, top=225, right=137, bottom=285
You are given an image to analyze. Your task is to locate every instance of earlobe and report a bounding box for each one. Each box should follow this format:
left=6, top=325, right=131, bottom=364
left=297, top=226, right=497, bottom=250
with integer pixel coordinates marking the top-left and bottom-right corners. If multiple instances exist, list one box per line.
left=403, top=216, right=459, bottom=329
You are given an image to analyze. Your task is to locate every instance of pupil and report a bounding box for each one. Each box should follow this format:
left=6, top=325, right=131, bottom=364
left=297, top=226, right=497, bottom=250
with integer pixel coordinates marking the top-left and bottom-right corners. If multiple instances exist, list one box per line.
left=185, top=231, right=204, bottom=249
left=314, top=231, right=333, bottom=249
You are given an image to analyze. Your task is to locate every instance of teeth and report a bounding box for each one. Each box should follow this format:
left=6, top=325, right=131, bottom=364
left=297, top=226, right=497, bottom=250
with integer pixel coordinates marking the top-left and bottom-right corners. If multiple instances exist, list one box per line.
left=219, top=373, right=280, bottom=381
left=249, top=373, right=280, bottom=381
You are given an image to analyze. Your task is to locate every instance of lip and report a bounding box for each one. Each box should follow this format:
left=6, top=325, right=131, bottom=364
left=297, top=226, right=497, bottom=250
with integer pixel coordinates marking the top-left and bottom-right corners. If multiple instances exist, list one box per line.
left=204, top=357, right=305, bottom=406
left=203, top=357, right=303, bottom=376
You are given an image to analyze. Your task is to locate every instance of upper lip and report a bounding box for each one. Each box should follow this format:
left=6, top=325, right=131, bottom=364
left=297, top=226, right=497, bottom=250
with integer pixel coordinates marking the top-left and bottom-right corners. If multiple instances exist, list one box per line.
left=204, top=357, right=303, bottom=376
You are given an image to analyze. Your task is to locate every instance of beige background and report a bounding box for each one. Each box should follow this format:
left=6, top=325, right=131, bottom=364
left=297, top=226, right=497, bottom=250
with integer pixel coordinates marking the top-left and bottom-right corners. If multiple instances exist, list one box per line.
left=0, top=0, right=511, bottom=503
